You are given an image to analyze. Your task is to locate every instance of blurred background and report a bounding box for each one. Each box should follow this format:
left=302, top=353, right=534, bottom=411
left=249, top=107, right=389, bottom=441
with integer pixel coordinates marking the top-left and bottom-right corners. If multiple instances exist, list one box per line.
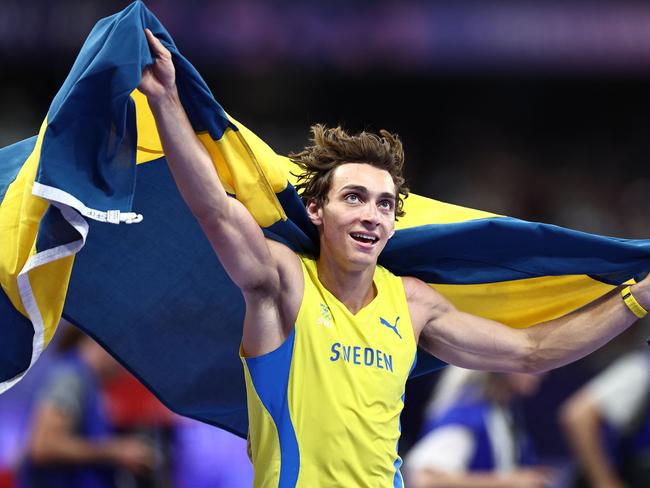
left=1, top=0, right=649, bottom=486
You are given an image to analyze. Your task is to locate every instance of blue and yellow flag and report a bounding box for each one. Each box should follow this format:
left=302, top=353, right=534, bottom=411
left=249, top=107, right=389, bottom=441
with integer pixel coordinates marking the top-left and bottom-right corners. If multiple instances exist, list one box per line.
left=1, top=2, right=649, bottom=437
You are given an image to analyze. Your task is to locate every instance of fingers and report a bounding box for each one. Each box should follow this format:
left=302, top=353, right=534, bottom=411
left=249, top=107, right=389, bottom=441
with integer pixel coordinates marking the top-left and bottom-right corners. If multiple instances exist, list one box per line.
left=144, top=28, right=169, bottom=59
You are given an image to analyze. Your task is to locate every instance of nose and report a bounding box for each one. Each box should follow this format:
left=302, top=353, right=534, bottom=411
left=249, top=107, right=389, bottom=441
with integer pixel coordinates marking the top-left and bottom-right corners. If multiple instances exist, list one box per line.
left=360, top=202, right=380, bottom=226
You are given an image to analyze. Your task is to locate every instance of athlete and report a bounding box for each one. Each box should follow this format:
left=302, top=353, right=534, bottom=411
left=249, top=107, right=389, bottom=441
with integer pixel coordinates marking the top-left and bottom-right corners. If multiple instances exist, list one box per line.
left=139, top=29, right=650, bottom=487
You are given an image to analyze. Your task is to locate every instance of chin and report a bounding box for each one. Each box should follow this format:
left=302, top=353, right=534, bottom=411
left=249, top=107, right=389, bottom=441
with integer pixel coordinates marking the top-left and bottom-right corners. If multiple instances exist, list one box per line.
left=346, top=250, right=380, bottom=269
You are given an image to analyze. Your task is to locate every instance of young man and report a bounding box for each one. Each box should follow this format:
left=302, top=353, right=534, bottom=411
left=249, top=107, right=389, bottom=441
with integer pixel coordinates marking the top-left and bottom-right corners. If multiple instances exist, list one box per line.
left=139, top=29, right=650, bottom=487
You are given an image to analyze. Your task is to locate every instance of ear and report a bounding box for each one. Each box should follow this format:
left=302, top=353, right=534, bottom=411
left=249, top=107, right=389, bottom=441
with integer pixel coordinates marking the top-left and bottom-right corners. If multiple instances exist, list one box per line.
left=306, top=199, right=323, bottom=226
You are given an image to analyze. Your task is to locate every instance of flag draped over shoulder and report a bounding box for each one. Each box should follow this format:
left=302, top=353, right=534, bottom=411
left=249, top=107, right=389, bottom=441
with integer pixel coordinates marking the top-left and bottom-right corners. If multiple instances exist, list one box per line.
left=1, top=1, right=649, bottom=437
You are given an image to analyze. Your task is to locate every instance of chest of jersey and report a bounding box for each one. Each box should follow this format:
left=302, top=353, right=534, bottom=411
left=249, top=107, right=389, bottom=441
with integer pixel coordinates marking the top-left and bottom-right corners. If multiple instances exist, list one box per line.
left=293, top=259, right=415, bottom=407
left=242, top=256, right=417, bottom=487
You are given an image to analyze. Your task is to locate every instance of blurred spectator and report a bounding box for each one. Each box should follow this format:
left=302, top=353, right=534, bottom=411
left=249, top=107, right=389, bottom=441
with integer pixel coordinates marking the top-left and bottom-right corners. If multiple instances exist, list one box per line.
left=17, top=323, right=155, bottom=488
left=405, top=368, right=553, bottom=488
left=560, top=349, right=650, bottom=488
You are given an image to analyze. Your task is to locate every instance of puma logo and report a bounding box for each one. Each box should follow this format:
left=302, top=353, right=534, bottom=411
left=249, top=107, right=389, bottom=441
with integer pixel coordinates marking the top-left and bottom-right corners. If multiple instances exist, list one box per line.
left=379, top=316, right=402, bottom=339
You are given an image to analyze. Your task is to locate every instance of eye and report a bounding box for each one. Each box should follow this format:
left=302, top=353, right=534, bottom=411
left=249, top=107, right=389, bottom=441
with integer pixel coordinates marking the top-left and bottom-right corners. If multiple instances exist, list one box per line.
left=378, top=200, right=394, bottom=211
left=344, top=193, right=361, bottom=203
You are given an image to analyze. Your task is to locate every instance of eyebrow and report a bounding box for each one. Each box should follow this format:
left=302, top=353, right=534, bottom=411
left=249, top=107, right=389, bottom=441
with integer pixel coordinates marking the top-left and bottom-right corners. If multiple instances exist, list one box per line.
left=339, top=184, right=396, bottom=201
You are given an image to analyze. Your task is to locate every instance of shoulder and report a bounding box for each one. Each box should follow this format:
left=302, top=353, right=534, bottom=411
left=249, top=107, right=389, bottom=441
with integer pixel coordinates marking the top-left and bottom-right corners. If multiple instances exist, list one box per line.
left=402, top=276, right=452, bottom=337
left=587, top=351, right=650, bottom=396
left=583, top=350, right=650, bottom=428
left=402, top=276, right=436, bottom=303
left=39, top=362, right=86, bottom=417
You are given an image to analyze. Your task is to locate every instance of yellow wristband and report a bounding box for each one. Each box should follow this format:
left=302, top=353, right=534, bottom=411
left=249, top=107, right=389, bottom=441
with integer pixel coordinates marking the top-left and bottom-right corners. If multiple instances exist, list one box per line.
left=621, top=286, right=648, bottom=319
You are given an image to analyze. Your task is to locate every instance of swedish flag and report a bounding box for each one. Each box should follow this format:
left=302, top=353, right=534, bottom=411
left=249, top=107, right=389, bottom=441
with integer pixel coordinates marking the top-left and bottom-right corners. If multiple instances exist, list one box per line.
left=1, top=2, right=649, bottom=437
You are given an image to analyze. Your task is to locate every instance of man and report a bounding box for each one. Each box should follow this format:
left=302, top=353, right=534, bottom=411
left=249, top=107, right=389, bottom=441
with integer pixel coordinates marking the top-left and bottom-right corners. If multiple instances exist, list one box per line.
left=18, top=322, right=154, bottom=487
left=560, top=349, right=650, bottom=488
left=406, top=368, right=552, bottom=488
left=139, top=28, right=650, bottom=487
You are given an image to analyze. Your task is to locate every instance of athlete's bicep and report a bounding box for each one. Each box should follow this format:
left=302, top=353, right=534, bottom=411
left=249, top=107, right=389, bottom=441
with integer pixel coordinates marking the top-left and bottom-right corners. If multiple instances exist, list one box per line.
left=199, top=196, right=280, bottom=294
left=421, top=310, right=533, bottom=372
left=407, top=278, right=532, bottom=372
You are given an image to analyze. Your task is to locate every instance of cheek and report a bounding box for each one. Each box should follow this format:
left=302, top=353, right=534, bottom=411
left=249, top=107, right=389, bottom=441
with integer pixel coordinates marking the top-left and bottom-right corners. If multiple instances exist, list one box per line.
left=382, top=217, right=396, bottom=235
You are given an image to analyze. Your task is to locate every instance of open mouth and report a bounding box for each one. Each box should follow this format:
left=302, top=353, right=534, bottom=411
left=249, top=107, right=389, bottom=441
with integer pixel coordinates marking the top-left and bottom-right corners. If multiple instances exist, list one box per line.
left=350, top=232, right=379, bottom=245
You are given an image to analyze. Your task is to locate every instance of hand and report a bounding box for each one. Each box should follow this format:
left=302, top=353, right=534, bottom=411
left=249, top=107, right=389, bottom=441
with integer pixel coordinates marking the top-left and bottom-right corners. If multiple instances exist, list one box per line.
left=139, top=29, right=177, bottom=102
left=106, top=436, right=155, bottom=474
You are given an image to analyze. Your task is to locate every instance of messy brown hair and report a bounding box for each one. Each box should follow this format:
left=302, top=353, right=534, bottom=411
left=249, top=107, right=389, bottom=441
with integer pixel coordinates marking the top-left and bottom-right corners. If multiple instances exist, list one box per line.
left=290, top=125, right=409, bottom=217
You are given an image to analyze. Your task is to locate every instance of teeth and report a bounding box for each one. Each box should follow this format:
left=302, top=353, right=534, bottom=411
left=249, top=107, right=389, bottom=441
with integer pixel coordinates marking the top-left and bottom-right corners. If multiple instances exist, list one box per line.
left=351, top=233, right=377, bottom=242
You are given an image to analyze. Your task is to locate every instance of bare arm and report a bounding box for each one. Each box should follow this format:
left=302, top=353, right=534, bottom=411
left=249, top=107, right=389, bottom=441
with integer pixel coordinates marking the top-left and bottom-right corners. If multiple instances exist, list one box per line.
left=139, top=31, right=302, bottom=354
left=408, top=275, right=650, bottom=373
left=28, top=403, right=153, bottom=473
left=139, top=30, right=283, bottom=294
left=559, top=391, right=626, bottom=488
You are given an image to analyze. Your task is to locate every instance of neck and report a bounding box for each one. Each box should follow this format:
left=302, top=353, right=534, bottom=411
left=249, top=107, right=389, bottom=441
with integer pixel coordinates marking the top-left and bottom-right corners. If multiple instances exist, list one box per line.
left=316, top=253, right=376, bottom=314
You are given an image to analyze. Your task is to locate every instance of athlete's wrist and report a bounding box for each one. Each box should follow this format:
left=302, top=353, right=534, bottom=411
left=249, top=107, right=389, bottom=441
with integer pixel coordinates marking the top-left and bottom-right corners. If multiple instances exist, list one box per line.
left=630, top=282, right=650, bottom=312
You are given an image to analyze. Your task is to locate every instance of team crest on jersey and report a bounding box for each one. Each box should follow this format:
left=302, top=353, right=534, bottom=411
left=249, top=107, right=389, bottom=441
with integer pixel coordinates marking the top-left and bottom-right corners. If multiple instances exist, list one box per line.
left=318, top=303, right=333, bottom=328
left=379, top=316, right=402, bottom=339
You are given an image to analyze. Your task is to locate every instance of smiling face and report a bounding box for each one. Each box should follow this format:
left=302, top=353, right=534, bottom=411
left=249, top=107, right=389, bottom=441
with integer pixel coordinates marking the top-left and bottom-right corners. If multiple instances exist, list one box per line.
left=307, top=163, right=397, bottom=272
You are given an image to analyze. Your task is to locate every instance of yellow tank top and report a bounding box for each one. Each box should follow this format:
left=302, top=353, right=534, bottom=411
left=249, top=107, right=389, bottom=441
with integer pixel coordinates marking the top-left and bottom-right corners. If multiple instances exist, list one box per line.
left=241, top=255, right=417, bottom=487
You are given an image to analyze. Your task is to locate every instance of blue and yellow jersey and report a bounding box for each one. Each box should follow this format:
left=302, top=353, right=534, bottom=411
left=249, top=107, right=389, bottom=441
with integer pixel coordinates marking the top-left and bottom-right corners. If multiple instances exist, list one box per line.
left=241, top=255, right=417, bottom=487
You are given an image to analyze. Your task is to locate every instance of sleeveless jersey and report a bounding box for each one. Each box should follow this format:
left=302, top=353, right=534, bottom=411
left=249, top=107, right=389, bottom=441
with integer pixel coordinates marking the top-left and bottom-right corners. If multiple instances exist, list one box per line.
left=241, top=255, right=417, bottom=487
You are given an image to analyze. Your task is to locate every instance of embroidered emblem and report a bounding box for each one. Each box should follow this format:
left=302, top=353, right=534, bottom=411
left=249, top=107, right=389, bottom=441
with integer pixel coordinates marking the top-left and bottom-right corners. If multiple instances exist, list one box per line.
left=379, top=316, right=402, bottom=339
left=318, top=303, right=333, bottom=328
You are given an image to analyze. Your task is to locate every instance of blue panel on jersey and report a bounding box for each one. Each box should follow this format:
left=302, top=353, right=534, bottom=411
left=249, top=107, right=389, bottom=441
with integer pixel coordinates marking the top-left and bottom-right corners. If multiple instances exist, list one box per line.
left=393, top=354, right=418, bottom=488
left=245, top=329, right=300, bottom=488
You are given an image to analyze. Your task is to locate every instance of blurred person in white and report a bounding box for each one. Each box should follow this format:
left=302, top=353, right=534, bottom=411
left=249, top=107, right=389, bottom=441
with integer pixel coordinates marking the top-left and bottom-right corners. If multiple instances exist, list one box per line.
left=560, top=349, right=650, bottom=488
left=17, top=321, right=155, bottom=488
left=406, top=367, right=553, bottom=488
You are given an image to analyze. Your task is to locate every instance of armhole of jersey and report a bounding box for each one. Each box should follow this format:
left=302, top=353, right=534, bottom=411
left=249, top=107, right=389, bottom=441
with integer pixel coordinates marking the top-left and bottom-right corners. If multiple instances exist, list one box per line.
left=239, top=256, right=310, bottom=361
left=293, top=254, right=312, bottom=335
left=395, top=273, right=417, bottom=348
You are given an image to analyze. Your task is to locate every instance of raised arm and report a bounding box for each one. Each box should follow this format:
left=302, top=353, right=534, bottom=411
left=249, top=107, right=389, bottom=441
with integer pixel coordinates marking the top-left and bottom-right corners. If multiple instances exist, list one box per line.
left=138, top=30, right=301, bottom=354
left=407, top=275, right=650, bottom=373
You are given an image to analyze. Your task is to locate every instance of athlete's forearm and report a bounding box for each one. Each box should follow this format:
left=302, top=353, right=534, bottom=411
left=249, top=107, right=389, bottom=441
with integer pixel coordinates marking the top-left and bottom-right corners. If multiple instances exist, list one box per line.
left=421, top=283, right=646, bottom=374
left=525, top=282, right=647, bottom=372
left=147, top=91, right=230, bottom=222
